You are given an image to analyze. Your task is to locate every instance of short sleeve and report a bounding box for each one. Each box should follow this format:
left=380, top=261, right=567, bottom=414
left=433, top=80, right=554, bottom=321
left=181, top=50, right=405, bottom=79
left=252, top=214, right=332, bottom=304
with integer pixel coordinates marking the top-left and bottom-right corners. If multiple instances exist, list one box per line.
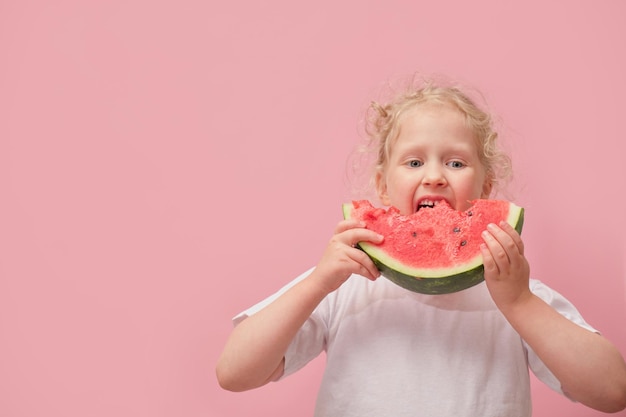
left=232, top=267, right=315, bottom=326
left=231, top=267, right=327, bottom=378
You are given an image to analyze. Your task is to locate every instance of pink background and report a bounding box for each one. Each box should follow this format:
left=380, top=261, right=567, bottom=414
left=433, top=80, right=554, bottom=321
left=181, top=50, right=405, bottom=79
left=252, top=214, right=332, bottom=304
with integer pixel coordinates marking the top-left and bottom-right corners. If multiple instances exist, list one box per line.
left=1, top=1, right=625, bottom=416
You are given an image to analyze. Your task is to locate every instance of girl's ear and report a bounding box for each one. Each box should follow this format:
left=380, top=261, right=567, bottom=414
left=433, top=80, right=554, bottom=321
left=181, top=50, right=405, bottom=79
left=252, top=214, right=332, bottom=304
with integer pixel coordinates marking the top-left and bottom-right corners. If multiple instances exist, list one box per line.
left=481, top=178, right=493, bottom=199
left=375, top=169, right=392, bottom=206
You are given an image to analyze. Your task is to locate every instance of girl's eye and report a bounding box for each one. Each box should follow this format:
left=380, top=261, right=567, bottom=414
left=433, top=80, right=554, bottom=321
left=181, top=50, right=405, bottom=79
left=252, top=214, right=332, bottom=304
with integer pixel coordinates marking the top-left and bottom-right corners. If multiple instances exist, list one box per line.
left=408, top=160, right=423, bottom=168
left=447, top=160, right=465, bottom=169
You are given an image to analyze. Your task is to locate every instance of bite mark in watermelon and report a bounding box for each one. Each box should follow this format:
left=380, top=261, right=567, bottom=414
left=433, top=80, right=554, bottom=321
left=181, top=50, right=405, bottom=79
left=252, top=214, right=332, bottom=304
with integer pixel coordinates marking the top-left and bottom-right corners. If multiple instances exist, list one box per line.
left=342, top=199, right=524, bottom=295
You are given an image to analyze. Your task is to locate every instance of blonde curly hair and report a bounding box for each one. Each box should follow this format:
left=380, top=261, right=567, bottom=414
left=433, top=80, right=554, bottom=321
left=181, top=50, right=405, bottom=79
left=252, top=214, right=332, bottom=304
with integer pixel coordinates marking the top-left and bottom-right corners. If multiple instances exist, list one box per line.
left=362, top=76, right=512, bottom=198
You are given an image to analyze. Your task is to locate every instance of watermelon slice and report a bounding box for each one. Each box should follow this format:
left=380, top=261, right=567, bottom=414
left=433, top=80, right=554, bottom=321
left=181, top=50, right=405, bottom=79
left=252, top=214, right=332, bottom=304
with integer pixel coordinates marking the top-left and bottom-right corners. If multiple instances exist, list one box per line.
left=342, top=199, right=524, bottom=294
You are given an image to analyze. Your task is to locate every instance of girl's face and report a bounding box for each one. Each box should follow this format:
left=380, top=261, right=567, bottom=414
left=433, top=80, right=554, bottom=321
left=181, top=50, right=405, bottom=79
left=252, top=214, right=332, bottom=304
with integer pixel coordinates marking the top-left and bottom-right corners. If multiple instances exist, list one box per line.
left=376, top=103, right=491, bottom=215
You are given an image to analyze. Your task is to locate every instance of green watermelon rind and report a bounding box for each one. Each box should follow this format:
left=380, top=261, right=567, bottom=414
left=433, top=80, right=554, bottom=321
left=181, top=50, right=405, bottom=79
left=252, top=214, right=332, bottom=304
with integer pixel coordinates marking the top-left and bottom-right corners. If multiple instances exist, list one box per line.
left=342, top=202, right=525, bottom=295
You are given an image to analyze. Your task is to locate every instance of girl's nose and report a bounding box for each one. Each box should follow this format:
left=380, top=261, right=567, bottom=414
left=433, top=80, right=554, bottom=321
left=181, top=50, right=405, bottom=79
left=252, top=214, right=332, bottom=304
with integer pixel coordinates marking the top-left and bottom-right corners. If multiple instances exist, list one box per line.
left=422, top=166, right=447, bottom=187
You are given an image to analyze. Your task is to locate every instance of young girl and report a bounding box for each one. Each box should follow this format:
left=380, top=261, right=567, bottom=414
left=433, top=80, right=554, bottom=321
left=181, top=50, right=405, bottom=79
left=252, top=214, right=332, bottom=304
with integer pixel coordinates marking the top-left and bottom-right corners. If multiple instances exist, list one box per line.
left=216, top=77, right=626, bottom=416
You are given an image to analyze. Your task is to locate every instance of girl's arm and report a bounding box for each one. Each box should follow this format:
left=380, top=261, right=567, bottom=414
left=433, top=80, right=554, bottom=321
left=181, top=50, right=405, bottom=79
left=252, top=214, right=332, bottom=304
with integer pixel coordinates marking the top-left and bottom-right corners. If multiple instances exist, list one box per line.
left=481, top=222, right=626, bottom=413
left=215, top=220, right=383, bottom=392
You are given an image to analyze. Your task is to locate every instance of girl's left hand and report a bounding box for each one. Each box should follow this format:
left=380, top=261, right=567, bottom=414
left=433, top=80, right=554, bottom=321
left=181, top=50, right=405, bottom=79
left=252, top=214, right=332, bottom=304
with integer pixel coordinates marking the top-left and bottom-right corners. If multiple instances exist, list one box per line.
left=480, top=221, right=531, bottom=311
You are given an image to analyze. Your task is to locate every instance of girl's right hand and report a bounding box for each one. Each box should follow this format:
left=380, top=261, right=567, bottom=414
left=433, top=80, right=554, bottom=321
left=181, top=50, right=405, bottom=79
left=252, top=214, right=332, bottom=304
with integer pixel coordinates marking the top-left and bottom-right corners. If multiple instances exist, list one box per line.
left=309, top=219, right=384, bottom=294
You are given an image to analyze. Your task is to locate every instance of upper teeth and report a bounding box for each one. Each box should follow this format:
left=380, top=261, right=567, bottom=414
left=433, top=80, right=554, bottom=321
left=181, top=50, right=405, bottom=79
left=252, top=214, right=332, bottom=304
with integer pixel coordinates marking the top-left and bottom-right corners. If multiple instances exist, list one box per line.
left=418, top=200, right=438, bottom=210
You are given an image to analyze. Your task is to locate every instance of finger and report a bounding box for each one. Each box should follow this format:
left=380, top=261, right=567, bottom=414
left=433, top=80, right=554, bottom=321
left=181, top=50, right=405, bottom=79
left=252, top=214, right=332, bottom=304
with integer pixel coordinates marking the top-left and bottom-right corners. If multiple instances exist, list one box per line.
left=481, top=228, right=510, bottom=274
left=334, top=219, right=366, bottom=234
left=480, top=243, right=500, bottom=276
left=486, top=223, right=525, bottom=271
left=498, top=221, right=525, bottom=255
left=341, top=228, right=384, bottom=248
left=347, top=247, right=381, bottom=279
left=486, top=223, right=522, bottom=256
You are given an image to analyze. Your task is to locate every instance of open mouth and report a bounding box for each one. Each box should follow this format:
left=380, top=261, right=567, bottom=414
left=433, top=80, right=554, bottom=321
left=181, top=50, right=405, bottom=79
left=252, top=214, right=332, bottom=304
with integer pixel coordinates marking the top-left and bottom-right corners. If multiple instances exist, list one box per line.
left=416, top=198, right=447, bottom=212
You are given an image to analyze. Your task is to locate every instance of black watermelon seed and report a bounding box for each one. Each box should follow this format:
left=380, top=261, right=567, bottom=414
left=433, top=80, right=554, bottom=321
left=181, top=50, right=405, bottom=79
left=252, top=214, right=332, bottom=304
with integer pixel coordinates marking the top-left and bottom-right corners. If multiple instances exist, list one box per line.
left=467, top=211, right=473, bottom=216
left=453, top=227, right=461, bottom=233
left=460, top=240, right=467, bottom=246
left=412, top=232, right=417, bottom=237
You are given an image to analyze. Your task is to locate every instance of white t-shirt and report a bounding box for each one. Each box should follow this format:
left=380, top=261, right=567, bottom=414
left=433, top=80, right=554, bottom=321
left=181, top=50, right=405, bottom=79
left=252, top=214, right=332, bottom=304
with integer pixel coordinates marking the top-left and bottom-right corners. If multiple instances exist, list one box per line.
left=234, top=268, right=597, bottom=417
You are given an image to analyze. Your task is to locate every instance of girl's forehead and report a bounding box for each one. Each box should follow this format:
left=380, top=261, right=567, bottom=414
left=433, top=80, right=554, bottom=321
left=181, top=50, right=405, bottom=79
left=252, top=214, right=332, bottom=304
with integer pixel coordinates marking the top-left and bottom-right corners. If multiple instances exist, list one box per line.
left=396, top=102, right=470, bottom=136
left=390, top=103, right=480, bottom=152
left=399, top=100, right=462, bottom=120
